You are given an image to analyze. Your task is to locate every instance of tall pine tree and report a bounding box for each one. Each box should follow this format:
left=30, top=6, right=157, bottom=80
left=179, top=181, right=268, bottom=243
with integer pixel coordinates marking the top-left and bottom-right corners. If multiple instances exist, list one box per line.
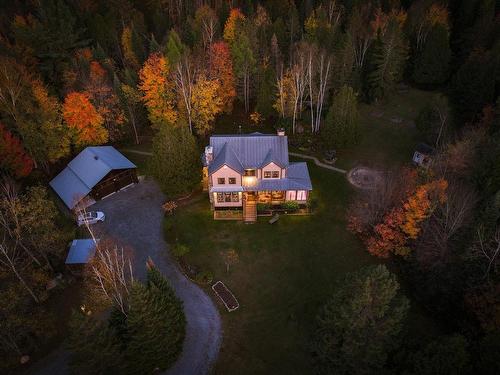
left=126, top=266, right=185, bottom=374
left=149, top=123, right=201, bottom=197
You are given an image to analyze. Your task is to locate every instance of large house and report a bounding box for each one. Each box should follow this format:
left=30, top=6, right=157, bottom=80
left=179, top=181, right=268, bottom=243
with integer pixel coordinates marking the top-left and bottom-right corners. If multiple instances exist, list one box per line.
left=202, top=130, right=312, bottom=222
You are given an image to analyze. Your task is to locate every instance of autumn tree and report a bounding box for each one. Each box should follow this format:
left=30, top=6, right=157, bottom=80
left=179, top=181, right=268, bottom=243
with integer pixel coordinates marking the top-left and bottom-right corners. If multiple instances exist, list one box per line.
left=191, top=75, right=223, bottom=136
left=138, top=53, right=177, bottom=127
left=63, top=92, right=107, bottom=146
left=84, top=61, right=125, bottom=141
left=365, top=178, right=448, bottom=258
left=0, top=57, right=69, bottom=166
left=192, top=5, right=219, bottom=51
left=223, top=8, right=245, bottom=44
left=0, top=124, right=33, bottom=178
left=209, top=42, right=236, bottom=113
left=312, top=265, right=409, bottom=375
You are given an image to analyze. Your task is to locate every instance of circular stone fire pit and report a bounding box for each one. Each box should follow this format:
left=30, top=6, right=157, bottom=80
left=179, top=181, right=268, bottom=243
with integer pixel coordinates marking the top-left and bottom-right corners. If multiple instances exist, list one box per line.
left=347, top=167, right=383, bottom=190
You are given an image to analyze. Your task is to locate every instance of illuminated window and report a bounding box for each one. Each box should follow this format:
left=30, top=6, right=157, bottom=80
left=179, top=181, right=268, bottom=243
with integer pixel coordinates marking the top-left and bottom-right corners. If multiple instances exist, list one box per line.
left=272, top=171, right=279, bottom=178
left=217, top=177, right=225, bottom=184
left=231, top=192, right=239, bottom=202
left=216, top=193, right=224, bottom=202
left=229, top=177, right=236, bottom=184
left=264, top=171, right=271, bottom=178
left=244, top=169, right=256, bottom=177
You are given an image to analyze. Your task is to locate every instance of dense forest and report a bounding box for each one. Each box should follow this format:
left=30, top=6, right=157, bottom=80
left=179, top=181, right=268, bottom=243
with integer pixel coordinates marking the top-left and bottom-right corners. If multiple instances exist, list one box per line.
left=0, top=0, right=499, bottom=374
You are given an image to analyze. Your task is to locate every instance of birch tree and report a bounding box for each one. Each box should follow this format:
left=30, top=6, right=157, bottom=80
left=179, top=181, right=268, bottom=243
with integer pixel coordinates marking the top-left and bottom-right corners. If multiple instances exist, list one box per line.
left=85, top=240, right=134, bottom=315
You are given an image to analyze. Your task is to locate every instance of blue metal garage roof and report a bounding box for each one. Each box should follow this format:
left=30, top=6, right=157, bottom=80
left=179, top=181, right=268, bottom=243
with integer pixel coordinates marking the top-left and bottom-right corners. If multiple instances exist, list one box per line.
left=50, top=146, right=136, bottom=209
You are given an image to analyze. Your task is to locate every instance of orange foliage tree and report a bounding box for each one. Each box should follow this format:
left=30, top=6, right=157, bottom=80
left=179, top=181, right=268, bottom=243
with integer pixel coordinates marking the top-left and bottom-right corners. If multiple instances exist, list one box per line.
left=209, top=41, right=236, bottom=113
left=0, top=123, right=33, bottom=177
left=63, top=92, right=107, bottom=146
left=223, top=8, right=245, bottom=44
left=138, top=53, right=178, bottom=127
left=85, top=61, right=125, bottom=141
left=365, top=178, right=448, bottom=258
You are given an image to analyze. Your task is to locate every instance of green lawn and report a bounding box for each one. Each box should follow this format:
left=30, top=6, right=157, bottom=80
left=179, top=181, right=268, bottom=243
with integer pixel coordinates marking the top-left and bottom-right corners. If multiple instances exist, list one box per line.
left=335, top=88, right=436, bottom=170
left=166, top=161, right=439, bottom=375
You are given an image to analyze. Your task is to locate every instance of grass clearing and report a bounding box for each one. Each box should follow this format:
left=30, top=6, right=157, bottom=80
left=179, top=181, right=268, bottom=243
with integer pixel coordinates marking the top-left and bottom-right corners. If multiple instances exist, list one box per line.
left=166, top=162, right=439, bottom=374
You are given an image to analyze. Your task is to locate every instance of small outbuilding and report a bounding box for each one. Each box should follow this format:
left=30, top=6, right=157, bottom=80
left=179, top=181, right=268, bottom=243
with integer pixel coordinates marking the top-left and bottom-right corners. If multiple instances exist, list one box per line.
left=65, top=239, right=99, bottom=265
left=50, top=146, right=137, bottom=210
left=412, top=143, right=436, bottom=168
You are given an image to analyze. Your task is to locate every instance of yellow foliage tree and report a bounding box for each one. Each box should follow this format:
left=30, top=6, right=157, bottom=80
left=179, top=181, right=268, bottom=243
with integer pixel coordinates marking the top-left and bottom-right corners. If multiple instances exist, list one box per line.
left=191, top=75, right=223, bottom=136
left=223, top=8, right=245, bottom=44
left=138, top=53, right=178, bottom=127
left=401, top=178, right=448, bottom=239
left=121, top=25, right=140, bottom=69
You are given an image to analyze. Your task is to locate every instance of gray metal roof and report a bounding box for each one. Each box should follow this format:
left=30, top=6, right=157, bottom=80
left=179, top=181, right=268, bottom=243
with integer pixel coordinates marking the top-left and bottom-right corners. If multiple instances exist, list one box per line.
left=245, top=162, right=312, bottom=191
left=65, top=239, right=98, bottom=264
left=208, top=134, right=289, bottom=173
left=50, top=146, right=136, bottom=209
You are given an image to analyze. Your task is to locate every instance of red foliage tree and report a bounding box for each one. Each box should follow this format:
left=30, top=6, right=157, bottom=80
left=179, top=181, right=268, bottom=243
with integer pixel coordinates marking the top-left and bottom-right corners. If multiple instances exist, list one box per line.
left=0, top=123, right=33, bottom=178
left=209, top=41, right=236, bottom=113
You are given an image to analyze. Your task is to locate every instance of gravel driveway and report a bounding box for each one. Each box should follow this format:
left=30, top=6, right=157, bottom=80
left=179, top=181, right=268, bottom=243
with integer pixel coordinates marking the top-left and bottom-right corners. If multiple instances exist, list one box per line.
left=32, top=179, right=221, bottom=375
left=93, top=179, right=221, bottom=375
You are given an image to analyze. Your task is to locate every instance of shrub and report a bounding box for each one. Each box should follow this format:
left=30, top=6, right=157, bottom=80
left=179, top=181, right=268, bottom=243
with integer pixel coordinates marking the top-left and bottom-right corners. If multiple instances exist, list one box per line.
left=282, top=201, right=299, bottom=211
left=257, top=202, right=270, bottom=212
left=171, top=243, right=190, bottom=258
left=195, top=270, right=213, bottom=284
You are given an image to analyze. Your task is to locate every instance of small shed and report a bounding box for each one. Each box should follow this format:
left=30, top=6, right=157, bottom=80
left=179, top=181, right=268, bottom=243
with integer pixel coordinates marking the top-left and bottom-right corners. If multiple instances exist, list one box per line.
left=65, top=239, right=99, bottom=265
left=50, top=146, right=137, bottom=210
left=413, top=143, right=436, bottom=168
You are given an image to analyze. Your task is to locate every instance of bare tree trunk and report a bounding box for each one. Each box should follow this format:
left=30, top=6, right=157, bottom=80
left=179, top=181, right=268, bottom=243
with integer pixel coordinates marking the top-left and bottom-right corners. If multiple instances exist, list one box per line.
left=175, top=57, right=195, bottom=133
left=0, top=242, right=39, bottom=303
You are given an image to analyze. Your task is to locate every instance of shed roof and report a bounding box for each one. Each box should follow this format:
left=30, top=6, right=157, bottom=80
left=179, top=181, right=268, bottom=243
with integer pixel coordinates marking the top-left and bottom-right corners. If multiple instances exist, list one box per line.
left=50, top=146, right=136, bottom=209
left=208, top=133, right=289, bottom=174
left=415, top=143, right=436, bottom=155
left=65, top=239, right=98, bottom=264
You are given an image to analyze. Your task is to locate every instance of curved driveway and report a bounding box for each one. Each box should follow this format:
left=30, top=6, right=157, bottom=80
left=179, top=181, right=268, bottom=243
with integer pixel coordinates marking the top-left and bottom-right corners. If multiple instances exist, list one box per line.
left=92, top=179, right=222, bottom=375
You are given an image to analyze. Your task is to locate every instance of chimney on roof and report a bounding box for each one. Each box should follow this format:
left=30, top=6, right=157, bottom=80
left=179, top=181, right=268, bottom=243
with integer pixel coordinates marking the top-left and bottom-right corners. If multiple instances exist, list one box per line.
left=205, top=146, right=213, bottom=165
left=277, top=128, right=285, bottom=136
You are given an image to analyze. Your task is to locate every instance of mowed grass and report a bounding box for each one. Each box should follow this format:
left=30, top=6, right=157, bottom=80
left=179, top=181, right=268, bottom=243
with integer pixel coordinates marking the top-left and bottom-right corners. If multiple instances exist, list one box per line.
left=333, top=88, right=435, bottom=170
left=166, top=164, right=378, bottom=375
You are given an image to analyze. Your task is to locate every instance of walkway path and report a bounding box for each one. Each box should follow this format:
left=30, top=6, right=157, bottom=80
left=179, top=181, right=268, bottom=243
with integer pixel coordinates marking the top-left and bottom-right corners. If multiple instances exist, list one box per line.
left=289, top=152, right=347, bottom=174
left=121, top=148, right=153, bottom=156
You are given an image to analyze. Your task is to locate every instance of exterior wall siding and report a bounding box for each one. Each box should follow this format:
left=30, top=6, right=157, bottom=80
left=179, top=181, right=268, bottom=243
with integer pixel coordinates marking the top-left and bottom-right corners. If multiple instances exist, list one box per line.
left=261, top=162, right=282, bottom=179
left=211, top=165, right=242, bottom=187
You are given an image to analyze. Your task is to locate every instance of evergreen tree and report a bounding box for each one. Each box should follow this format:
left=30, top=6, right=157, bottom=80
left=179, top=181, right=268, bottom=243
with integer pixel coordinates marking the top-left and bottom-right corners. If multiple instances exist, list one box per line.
left=166, top=29, right=187, bottom=67
left=366, top=17, right=409, bottom=101
left=126, top=267, right=185, bottom=374
left=413, top=25, right=451, bottom=86
left=450, top=49, right=496, bottom=125
left=67, top=310, right=126, bottom=375
left=12, top=0, right=89, bottom=85
left=149, top=124, right=201, bottom=197
left=255, top=63, right=276, bottom=117
left=312, top=265, right=409, bottom=375
left=323, top=86, right=359, bottom=148
left=405, top=335, right=470, bottom=375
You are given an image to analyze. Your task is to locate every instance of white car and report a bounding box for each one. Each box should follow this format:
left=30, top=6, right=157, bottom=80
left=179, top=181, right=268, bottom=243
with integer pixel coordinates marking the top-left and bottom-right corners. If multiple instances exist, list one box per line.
left=77, top=211, right=105, bottom=226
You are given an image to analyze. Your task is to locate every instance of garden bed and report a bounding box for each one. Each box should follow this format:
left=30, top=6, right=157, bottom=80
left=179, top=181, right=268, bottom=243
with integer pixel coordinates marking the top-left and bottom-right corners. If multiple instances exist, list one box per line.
left=212, top=281, right=239, bottom=312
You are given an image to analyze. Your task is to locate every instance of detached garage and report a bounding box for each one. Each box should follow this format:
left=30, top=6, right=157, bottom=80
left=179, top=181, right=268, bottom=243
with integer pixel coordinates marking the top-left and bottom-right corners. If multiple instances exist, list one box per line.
left=50, top=146, right=137, bottom=210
